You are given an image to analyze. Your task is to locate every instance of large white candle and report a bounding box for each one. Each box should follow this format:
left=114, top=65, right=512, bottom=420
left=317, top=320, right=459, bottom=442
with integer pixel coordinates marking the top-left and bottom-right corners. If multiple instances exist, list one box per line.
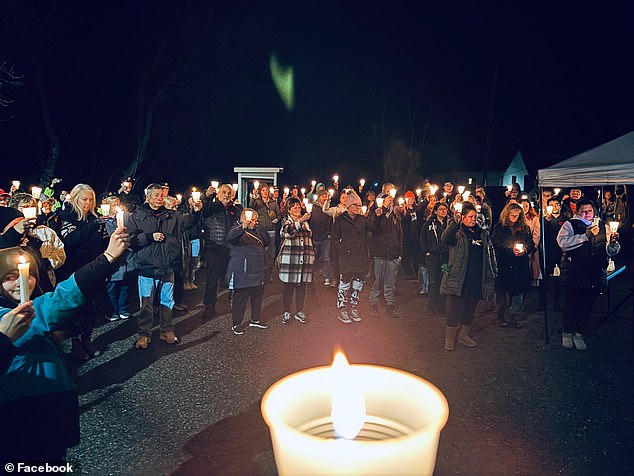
left=457, top=185, right=465, bottom=194
left=389, top=188, right=397, bottom=198
left=454, top=202, right=463, bottom=214
left=115, top=207, right=125, bottom=229
left=515, top=243, right=524, bottom=253
left=375, top=197, right=384, bottom=208
left=31, top=186, right=42, bottom=199
left=18, top=256, right=30, bottom=304
left=305, top=203, right=313, bottom=213
left=262, top=355, right=448, bottom=476
left=430, top=185, right=438, bottom=195
left=22, top=207, right=37, bottom=219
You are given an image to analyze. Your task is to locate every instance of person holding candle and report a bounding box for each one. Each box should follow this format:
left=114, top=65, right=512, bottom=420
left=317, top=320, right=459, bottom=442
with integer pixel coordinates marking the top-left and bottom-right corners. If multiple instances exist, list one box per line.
left=401, top=190, right=424, bottom=283
left=0, top=229, right=129, bottom=464
left=440, top=203, right=497, bottom=350
left=0, top=206, right=35, bottom=249
left=309, top=189, right=334, bottom=287
left=420, top=201, right=449, bottom=316
left=249, top=182, right=282, bottom=282
left=278, top=197, right=315, bottom=324
left=57, top=184, right=110, bottom=360
left=520, top=198, right=542, bottom=289
left=226, top=208, right=270, bottom=334
left=116, top=177, right=141, bottom=213
left=128, top=184, right=202, bottom=348
left=543, top=197, right=567, bottom=311
left=491, top=202, right=535, bottom=328
left=556, top=198, right=620, bottom=350
left=200, top=183, right=241, bottom=319
left=368, top=191, right=404, bottom=318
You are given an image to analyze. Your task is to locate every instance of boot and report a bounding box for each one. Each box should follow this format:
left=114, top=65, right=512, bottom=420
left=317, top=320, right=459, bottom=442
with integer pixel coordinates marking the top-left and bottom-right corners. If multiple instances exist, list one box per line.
left=458, top=325, right=477, bottom=348
left=71, top=338, right=89, bottom=361
left=444, top=326, right=459, bottom=351
left=81, top=335, right=101, bottom=358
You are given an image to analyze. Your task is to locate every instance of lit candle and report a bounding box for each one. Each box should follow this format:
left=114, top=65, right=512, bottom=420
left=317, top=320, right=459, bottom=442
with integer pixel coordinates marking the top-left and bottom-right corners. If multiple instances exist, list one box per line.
left=476, top=204, right=482, bottom=212
left=37, top=201, right=42, bottom=215
left=176, top=194, right=182, bottom=202
left=415, top=188, right=422, bottom=197
left=361, top=205, right=367, bottom=215
left=313, top=194, right=318, bottom=201
left=333, top=175, right=339, bottom=183
left=359, top=178, right=365, bottom=187
left=270, top=187, right=275, bottom=194
left=261, top=352, right=449, bottom=475
left=328, top=189, right=335, bottom=197
left=430, top=185, right=438, bottom=195
left=211, top=180, right=219, bottom=189
left=306, top=203, right=313, bottom=213
left=254, top=181, right=260, bottom=190
left=398, top=197, right=405, bottom=206
left=506, top=185, right=513, bottom=192
left=389, top=188, right=396, bottom=198
left=31, top=186, right=42, bottom=199
left=515, top=243, right=524, bottom=253
left=301, top=187, right=306, bottom=195
left=457, top=185, right=465, bottom=194
left=454, top=203, right=463, bottom=214
left=375, top=197, right=384, bottom=208
left=284, top=187, right=290, bottom=196
left=462, top=190, right=471, bottom=200
left=609, top=221, right=619, bottom=233
left=244, top=210, right=254, bottom=221
left=101, top=204, right=111, bottom=217
left=232, top=183, right=239, bottom=192
left=303, top=198, right=309, bottom=207
left=311, top=180, right=317, bottom=187
left=191, top=187, right=201, bottom=203
left=443, top=192, right=448, bottom=198
left=115, top=207, right=125, bottom=229
left=521, top=194, right=528, bottom=200
left=546, top=205, right=553, bottom=215
left=554, top=188, right=561, bottom=195
left=468, top=177, right=473, bottom=184
left=22, top=207, right=37, bottom=219
left=18, top=256, right=30, bottom=304
left=12, top=180, right=20, bottom=189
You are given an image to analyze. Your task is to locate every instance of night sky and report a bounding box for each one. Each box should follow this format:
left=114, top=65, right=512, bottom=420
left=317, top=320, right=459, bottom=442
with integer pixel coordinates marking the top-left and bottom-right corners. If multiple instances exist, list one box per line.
left=1, top=1, right=633, bottom=193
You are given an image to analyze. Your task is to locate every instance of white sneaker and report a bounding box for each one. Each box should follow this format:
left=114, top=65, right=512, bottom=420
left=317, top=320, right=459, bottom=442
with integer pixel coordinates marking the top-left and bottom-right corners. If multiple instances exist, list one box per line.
left=573, top=333, right=587, bottom=351
left=282, top=312, right=292, bottom=325
left=562, top=332, right=573, bottom=349
left=324, top=278, right=331, bottom=286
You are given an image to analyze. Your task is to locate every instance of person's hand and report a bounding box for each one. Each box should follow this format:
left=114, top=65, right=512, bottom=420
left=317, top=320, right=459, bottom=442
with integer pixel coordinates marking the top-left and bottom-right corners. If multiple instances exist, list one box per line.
left=586, top=225, right=600, bottom=238
left=13, top=218, right=35, bottom=235
left=242, top=220, right=249, bottom=229
left=299, top=212, right=311, bottom=223
left=153, top=232, right=165, bottom=242
left=192, top=199, right=202, bottom=212
left=454, top=211, right=462, bottom=223
left=375, top=207, right=383, bottom=216
left=104, top=227, right=129, bottom=262
left=0, top=302, right=35, bottom=342
left=513, top=247, right=525, bottom=256
left=610, top=231, right=620, bottom=244
left=205, top=185, right=216, bottom=197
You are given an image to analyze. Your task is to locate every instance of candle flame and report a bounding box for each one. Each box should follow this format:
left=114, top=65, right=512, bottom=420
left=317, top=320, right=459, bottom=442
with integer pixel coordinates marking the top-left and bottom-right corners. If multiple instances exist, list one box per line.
left=18, top=255, right=26, bottom=265
left=330, top=352, right=366, bottom=440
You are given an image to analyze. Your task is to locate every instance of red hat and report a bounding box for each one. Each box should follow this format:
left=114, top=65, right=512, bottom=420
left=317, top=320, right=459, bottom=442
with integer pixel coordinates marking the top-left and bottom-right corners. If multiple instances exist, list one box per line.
left=404, top=191, right=416, bottom=199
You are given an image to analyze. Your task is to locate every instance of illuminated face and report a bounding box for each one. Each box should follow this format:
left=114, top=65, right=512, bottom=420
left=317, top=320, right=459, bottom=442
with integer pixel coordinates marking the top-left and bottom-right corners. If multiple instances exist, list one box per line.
left=77, top=191, right=95, bottom=215
left=509, top=210, right=521, bottom=224
left=521, top=202, right=529, bottom=214
left=147, top=189, right=165, bottom=210
left=122, top=181, right=132, bottom=193
left=570, top=189, right=582, bottom=200
left=217, top=186, right=233, bottom=205
left=2, top=270, right=37, bottom=301
left=443, top=183, right=453, bottom=193
left=462, top=210, right=477, bottom=227
left=577, top=205, right=594, bottom=220
left=549, top=201, right=561, bottom=214
left=318, top=194, right=328, bottom=205
left=289, top=202, right=302, bottom=219
left=435, top=205, right=448, bottom=218
left=348, top=203, right=361, bottom=216
left=41, top=201, right=53, bottom=213
left=427, top=195, right=437, bottom=207
left=260, top=187, right=269, bottom=200
left=339, top=193, right=347, bottom=206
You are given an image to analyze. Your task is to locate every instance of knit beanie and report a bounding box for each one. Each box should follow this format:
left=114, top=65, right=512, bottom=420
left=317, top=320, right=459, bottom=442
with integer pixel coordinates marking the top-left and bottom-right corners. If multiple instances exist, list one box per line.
left=346, top=192, right=362, bottom=209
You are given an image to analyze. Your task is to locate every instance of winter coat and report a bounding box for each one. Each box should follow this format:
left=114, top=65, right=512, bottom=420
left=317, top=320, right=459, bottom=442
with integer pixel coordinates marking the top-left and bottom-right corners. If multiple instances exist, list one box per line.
left=491, top=222, right=534, bottom=295
left=368, top=208, right=404, bottom=260
left=0, top=254, right=114, bottom=458
left=420, top=216, right=448, bottom=270
left=278, top=216, right=315, bottom=284
left=227, top=224, right=270, bottom=289
left=202, top=198, right=241, bottom=250
left=557, top=218, right=620, bottom=289
left=331, top=212, right=368, bottom=275
left=128, top=204, right=201, bottom=278
left=57, top=208, right=109, bottom=280
left=543, top=214, right=567, bottom=274
left=440, top=221, right=497, bottom=298
left=249, top=197, right=282, bottom=232
left=309, top=203, right=333, bottom=242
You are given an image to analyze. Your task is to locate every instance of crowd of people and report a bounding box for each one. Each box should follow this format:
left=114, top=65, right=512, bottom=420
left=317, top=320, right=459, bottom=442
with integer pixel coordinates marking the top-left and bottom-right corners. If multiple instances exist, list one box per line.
left=0, top=174, right=629, bottom=462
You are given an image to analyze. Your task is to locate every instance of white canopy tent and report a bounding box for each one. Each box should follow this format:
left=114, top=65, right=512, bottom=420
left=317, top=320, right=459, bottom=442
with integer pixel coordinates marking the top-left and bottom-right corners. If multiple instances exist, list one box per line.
left=537, top=131, right=634, bottom=187
left=537, top=130, right=634, bottom=345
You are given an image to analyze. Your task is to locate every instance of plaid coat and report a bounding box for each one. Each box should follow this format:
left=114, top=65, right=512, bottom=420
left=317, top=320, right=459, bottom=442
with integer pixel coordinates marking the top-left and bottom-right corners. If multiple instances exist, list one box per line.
left=277, top=217, right=316, bottom=284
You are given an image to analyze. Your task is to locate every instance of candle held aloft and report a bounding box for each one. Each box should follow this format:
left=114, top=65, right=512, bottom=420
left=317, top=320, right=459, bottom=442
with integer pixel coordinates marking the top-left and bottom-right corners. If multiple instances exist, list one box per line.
left=359, top=178, right=365, bottom=187
left=261, top=355, right=449, bottom=475
left=389, top=189, right=396, bottom=198
left=115, top=207, right=125, bottom=229
left=211, top=180, right=219, bottom=189
left=18, top=256, right=30, bottom=304
left=254, top=181, right=260, bottom=190
left=609, top=221, right=619, bottom=233
left=361, top=205, right=367, bottom=215
left=454, top=203, right=463, bottom=214
left=31, top=186, right=42, bottom=199
left=546, top=205, right=553, bottom=215
left=101, top=204, right=111, bottom=217
left=514, top=243, right=524, bottom=253
left=191, top=187, right=201, bottom=203
left=375, top=197, right=384, bottom=208
left=244, top=210, right=253, bottom=222
left=306, top=203, right=313, bottom=213
left=22, top=207, right=37, bottom=219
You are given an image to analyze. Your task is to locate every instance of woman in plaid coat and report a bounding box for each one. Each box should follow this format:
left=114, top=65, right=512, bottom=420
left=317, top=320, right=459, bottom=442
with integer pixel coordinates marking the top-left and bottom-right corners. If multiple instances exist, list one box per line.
left=278, top=197, right=315, bottom=324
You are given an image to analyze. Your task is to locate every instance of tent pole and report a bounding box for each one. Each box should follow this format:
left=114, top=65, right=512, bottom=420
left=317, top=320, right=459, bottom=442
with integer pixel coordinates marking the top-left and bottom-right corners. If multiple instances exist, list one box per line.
left=539, top=185, right=550, bottom=344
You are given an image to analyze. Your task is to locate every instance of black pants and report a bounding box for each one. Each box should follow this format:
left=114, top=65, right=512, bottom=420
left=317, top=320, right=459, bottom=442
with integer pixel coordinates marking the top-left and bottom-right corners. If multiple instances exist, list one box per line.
left=426, top=255, right=445, bottom=312
left=562, top=285, right=599, bottom=335
left=232, top=285, right=264, bottom=326
left=174, top=268, right=185, bottom=304
left=203, top=246, right=230, bottom=307
left=446, top=294, right=480, bottom=327
left=283, top=283, right=306, bottom=313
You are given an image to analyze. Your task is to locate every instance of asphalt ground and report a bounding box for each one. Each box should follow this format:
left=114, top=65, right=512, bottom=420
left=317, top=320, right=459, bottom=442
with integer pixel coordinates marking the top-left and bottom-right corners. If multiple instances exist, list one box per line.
left=65, top=264, right=634, bottom=475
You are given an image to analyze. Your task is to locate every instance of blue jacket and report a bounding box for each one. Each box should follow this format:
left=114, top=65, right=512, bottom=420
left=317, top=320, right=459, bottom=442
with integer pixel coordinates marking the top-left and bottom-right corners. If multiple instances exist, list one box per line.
left=226, top=224, right=270, bottom=289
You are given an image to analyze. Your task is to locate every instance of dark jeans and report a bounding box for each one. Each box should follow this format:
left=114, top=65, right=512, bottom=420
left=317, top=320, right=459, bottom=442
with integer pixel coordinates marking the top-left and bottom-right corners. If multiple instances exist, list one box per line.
left=283, top=283, right=306, bottom=313
left=562, top=286, right=599, bottom=335
left=106, top=280, right=130, bottom=317
left=426, top=254, right=445, bottom=312
left=313, top=238, right=333, bottom=279
left=203, top=246, right=230, bottom=307
left=446, top=295, right=480, bottom=327
left=174, top=269, right=185, bottom=304
left=232, top=285, right=264, bottom=326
